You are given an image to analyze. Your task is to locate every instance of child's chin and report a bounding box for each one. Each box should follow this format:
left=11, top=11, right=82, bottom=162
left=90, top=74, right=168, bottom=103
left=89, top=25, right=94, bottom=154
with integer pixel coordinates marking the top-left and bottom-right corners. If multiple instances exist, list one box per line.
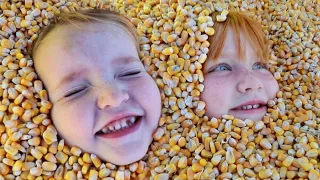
left=106, top=140, right=150, bottom=165
left=241, top=115, right=264, bottom=122
left=108, top=149, right=147, bottom=166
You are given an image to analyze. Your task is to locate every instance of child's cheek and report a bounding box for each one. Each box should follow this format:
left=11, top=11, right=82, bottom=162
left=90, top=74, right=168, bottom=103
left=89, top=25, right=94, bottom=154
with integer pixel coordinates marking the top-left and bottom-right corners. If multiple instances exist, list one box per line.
left=51, top=102, right=92, bottom=140
left=256, top=71, right=280, bottom=92
left=128, top=76, right=161, bottom=108
left=202, top=75, right=233, bottom=116
left=205, top=72, right=231, bottom=86
left=255, top=70, right=275, bottom=80
left=130, top=76, right=156, bottom=95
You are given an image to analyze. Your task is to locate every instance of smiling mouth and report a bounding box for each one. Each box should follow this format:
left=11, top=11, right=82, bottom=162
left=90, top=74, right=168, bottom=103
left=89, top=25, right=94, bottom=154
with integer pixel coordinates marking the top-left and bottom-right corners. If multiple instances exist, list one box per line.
left=96, top=116, right=142, bottom=135
left=232, top=104, right=266, bottom=111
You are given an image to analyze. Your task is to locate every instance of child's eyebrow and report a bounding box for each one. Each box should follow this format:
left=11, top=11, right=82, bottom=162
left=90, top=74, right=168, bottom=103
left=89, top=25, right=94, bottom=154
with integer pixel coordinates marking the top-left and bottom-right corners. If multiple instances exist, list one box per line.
left=112, top=56, right=139, bottom=65
left=53, top=68, right=88, bottom=91
left=52, top=56, right=138, bottom=91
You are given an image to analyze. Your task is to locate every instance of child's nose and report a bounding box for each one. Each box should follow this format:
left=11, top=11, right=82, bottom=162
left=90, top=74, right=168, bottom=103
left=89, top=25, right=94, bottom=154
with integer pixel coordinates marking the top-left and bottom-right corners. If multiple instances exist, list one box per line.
left=97, top=86, right=129, bottom=109
left=237, top=73, right=263, bottom=93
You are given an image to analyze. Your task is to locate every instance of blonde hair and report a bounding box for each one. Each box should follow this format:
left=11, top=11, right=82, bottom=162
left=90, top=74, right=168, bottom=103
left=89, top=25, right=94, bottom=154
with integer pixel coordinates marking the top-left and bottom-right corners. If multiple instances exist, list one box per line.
left=32, top=9, right=139, bottom=58
left=207, top=11, right=269, bottom=63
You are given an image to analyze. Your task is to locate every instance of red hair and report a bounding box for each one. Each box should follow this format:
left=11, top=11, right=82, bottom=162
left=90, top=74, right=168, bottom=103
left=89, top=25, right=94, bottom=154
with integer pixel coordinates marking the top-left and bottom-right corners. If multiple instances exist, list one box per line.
left=207, top=11, right=269, bottom=63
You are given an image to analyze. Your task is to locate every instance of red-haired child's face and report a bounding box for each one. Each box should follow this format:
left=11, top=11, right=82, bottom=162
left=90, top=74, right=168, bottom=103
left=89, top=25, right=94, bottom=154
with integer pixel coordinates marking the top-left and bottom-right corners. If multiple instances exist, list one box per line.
left=201, top=28, right=279, bottom=121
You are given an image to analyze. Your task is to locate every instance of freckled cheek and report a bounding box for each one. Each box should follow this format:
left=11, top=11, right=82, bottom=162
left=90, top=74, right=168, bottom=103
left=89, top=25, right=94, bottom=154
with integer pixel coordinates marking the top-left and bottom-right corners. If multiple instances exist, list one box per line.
left=258, top=73, right=280, bottom=98
left=201, top=76, right=232, bottom=117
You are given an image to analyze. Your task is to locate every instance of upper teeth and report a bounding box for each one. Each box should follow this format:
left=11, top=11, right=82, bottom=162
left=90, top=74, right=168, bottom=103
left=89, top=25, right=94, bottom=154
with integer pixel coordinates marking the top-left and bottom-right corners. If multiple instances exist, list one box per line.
left=240, top=104, right=260, bottom=110
left=100, top=116, right=137, bottom=134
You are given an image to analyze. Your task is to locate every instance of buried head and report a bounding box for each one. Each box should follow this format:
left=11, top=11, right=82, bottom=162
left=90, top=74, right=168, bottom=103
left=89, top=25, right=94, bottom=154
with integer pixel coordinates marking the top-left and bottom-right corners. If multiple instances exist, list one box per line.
left=201, top=12, right=279, bottom=121
left=32, top=10, right=161, bottom=165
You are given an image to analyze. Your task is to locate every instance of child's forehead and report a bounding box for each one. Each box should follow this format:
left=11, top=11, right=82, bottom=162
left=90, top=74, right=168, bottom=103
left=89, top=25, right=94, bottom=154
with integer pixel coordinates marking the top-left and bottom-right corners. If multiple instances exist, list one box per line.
left=54, top=22, right=128, bottom=40
left=48, top=22, right=131, bottom=52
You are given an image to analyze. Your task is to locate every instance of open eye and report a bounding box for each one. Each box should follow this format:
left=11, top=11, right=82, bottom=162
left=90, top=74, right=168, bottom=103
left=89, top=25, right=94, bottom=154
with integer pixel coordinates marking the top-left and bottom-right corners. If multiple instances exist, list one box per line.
left=253, top=62, right=267, bottom=70
left=64, top=87, right=87, bottom=98
left=207, top=63, right=232, bottom=73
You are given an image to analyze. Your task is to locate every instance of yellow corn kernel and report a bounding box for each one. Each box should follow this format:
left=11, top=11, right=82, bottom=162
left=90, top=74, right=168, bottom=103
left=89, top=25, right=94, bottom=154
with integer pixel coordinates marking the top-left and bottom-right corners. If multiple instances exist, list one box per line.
left=306, top=149, right=318, bottom=158
left=220, top=160, right=228, bottom=173
left=42, top=161, right=57, bottom=171
left=91, top=154, right=102, bottom=168
left=204, top=27, right=215, bottom=36
left=210, top=117, right=219, bottom=128
left=1, top=38, right=14, bottom=49
left=2, top=158, right=14, bottom=166
left=165, top=164, right=177, bottom=174
left=199, top=159, right=207, bottom=166
left=89, top=169, right=99, bottom=180
left=226, top=148, right=235, bottom=164
left=136, top=161, right=145, bottom=173
left=81, top=152, right=91, bottom=164
left=44, top=153, right=57, bottom=163
left=162, top=47, right=174, bottom=55
left=296, top=148, right=305, bottom=158
left=236, top=164, right=244, bottom=177
left=178, top=137, right=186, bottom=147
left=232, top=118, right=246, bottom=127
left=282, top=156, right=294, bottom=167
left=243, top=168, right=255, bottom=177
left=260, top=138, right=272, bottom=149
left=99, top=168, right=111, bottom=178
left=64, top=170, right=77, bottom=180
left=81, top=163, right=90, bottom=175
left=216, top=15, right=227, bottom=22
left=178, top=156, right=187, bottom=169
left=30, top=167, right=42, bottom=176
left=169, top=145, right=180, bottom=156
left=4, top=144, right=18, bottom=156
left=31, top=148, right=43, bottom=160
left=43, top=126, right=58, bottom=145
left=200, top=150, right=212, bottom=158
left=249, top=156, right=258, bottom=167
left=154, top=173, right=169, bottom=180
left=56, top=151, right=68, bottom=164
left=12, top=160, right=23, bottom=172
left=309, top=169, right=320, bottom=180
left=69, top=146, right=81, bottom=156
left=211, top=154, right=222, bottom=166
left=191, top=163, right=203, bottom=173
left=297, top=157, right=312, bottom=171
left=167, top=65, right=180, bottom=75
left=273, top=126, right=284, bottom=135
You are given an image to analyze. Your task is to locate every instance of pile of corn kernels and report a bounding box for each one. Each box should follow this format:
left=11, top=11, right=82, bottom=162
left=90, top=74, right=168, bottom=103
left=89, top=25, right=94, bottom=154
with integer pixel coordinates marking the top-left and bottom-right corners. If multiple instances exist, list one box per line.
left=0, top=0, right=319, bottom=179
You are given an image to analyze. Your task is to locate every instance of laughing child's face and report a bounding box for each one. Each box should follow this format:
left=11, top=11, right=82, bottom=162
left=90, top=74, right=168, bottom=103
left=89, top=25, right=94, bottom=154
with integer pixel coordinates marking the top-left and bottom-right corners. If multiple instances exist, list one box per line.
left=201, top=25, right=279, bottom=121
left=34, top=22, right=161, bottom=165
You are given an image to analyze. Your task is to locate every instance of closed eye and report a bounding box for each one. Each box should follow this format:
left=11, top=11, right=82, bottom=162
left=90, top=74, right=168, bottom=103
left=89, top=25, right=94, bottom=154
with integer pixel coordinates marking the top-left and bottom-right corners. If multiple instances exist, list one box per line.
left=119, top=69, right=143, bottom=78
left=64, top=87, right=87, bottom=98
left=122, top=70, right=141, bottom=76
